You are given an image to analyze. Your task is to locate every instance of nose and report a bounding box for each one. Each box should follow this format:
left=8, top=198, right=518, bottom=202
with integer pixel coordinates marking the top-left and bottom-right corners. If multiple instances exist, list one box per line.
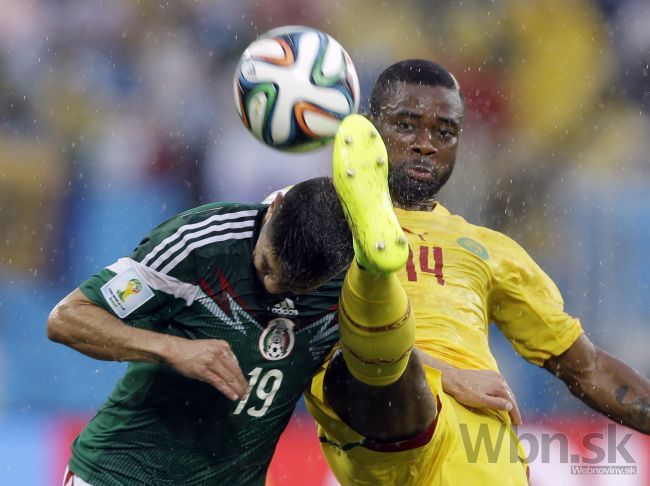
left=412, top=129, right=437, bottom=156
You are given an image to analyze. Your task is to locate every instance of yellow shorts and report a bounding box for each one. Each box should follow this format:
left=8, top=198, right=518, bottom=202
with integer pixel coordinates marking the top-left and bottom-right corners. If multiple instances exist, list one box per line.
left=305, top=365, right=529, bottom=485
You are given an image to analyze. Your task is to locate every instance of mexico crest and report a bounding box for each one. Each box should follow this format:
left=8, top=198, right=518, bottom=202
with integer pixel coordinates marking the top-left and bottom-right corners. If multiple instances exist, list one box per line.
left=259, top=318, right=296, bottom=361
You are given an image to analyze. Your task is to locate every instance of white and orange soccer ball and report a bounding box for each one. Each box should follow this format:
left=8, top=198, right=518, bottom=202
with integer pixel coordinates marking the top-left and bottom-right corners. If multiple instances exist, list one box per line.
left=233, top=26, right=360, bottom=152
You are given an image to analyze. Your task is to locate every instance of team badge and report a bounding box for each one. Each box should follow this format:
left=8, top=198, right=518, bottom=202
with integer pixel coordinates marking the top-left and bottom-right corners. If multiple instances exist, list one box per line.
left=100, top=266, right=154, bottom=318
left=457, top=237, right=489, bottom=260
left=117, top=279, right=142, bottom=302
left=259, top=318, right=296, bottom=361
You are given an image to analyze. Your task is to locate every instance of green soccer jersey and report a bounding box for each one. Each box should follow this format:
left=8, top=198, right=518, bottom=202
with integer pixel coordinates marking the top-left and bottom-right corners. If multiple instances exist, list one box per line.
left=70, top=203, right=342, bottom=486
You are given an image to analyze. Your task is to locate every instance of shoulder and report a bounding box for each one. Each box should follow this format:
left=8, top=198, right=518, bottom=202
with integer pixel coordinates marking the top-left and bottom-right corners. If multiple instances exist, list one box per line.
left=177, top=202, right=265, bottom=225
left=440, top=209, right=529, bottom=259
left=434, top=208, right=521, bottom=256
left=467, top=225, right=553, bottom=290
left=436, top=209, right=539, bottom=278
left=144, top=203, right=263, bottom=244
left=133, top=203, right=265, bottom=274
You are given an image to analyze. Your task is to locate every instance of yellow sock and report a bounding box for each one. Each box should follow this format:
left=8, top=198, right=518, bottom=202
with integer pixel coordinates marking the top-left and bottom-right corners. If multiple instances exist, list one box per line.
left=338, top=260, right=415, bottom=386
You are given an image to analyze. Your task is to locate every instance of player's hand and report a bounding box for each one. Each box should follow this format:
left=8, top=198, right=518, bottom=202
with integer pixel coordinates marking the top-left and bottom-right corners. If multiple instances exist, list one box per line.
left=165, top=338, right=249, bottom=401
left=444, top=367, right=522, bottom=425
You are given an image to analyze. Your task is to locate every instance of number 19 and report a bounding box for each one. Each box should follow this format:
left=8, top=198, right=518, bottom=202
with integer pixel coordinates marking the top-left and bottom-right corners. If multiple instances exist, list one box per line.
left=233, top=367, right=283, bottom=417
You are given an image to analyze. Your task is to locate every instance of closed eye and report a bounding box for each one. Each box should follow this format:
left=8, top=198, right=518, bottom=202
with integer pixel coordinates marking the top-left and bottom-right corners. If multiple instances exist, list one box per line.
left=260, top=255, right=271, bottom=275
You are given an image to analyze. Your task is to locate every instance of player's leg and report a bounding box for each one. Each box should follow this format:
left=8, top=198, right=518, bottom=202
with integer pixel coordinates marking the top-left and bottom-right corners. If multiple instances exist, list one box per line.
left=324, top=114, right=436, bottom=442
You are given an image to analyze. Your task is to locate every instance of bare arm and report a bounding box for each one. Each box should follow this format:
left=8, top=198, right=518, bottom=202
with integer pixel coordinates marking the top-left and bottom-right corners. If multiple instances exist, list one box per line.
left=545, top=334, right=650, bottom=434
left=417, top=350, right=522, bottom=424
left=47, top=288, right=249, bottom=400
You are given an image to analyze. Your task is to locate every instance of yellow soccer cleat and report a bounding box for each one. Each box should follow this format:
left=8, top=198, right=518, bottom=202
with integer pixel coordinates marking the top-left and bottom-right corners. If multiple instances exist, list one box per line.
left=333, top=114, right=408, bottom=275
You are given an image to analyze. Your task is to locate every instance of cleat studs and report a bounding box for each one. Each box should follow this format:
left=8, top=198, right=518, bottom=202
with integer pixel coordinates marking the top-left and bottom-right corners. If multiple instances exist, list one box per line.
left=347, top=168, right=355, bottom=177
left=376, top=242, right=385, bottom=250
left=344, top=136, right=353, bottom=145
left=397, top=236, right=407, bottom=245
left=369, top=131, right=377, bottom=139
left=377, top=157, right=386, bottom=166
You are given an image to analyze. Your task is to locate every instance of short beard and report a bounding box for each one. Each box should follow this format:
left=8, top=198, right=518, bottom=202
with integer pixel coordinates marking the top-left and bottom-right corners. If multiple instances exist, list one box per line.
left=388, top=164, right=452, bottom=208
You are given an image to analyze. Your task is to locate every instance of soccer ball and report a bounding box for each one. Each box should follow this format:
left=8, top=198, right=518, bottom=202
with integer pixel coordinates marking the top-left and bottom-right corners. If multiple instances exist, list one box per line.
left=266, top=341, right=284, bottom=360
left=233, top=26, right=360, bottom=152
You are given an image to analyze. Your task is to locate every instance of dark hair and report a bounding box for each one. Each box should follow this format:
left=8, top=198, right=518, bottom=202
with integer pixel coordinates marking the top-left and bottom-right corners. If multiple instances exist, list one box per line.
left=369, top=59, right=465, bottom=118
left=268, top=177, right=353, bottom=289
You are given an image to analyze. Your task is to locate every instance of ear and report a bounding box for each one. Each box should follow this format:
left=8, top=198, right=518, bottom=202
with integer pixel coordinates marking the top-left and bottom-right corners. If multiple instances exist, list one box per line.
left=267, top=192, right=283, bottom=216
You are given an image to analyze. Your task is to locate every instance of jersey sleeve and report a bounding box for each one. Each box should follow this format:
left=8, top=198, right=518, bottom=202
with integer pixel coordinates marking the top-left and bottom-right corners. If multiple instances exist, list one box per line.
left=79, top=214, right=204, bottom=329
left=488, top=234, right=583, bottom=366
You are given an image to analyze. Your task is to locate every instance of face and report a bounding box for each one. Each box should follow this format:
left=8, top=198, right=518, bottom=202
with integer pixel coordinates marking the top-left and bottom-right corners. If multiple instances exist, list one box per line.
left=252, top=200, right=321, bottom=295
left=253, top=219, right=286, bottom=294
left=372, top=83, right=464, bottom=209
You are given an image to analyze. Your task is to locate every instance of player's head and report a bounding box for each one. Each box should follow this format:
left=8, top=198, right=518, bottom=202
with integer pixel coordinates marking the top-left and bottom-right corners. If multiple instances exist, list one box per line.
left=369, top=59, right=465, bottom=208
left=254, top=177, right=353, bottom=294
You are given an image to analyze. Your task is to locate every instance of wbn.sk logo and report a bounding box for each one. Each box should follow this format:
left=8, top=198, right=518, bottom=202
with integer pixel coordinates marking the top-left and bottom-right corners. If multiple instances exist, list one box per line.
left=460, top=423, right=636, bottom=474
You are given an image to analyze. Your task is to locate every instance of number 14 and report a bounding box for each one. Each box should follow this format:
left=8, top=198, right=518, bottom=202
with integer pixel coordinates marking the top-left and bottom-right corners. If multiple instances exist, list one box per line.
left=406, top=245, right=445, bottom=285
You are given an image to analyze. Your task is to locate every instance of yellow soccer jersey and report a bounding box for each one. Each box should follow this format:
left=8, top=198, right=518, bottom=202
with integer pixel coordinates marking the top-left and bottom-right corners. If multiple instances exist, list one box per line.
left=306, top=364, right=528, bottom=485
left=396, top=204, right=582, bottom=371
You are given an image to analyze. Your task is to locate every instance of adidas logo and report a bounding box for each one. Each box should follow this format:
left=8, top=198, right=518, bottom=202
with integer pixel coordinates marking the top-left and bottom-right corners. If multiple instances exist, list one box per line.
left=271, top=298, right=299, bottom=316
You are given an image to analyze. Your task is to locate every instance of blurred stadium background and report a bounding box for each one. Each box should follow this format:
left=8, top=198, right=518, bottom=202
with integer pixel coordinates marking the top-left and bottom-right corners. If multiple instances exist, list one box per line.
left=1, top=0, right=649, bottom=484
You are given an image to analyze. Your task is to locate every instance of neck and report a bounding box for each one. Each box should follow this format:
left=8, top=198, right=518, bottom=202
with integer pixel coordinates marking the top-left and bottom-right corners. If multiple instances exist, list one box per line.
left=393, top=199, right=437, bottom=212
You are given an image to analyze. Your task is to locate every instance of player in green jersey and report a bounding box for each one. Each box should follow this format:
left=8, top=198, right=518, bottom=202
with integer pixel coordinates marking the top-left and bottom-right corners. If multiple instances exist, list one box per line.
left=47, top=177, right=354, bottom=485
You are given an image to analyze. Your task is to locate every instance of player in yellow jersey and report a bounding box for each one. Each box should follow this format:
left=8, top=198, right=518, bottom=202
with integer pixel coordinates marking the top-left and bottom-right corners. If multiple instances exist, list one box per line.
left=306, top=114, right=528, bottom=485
left=305, top=61, right=650, bottom=485
left=367, top=59, right=650, bottom=434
